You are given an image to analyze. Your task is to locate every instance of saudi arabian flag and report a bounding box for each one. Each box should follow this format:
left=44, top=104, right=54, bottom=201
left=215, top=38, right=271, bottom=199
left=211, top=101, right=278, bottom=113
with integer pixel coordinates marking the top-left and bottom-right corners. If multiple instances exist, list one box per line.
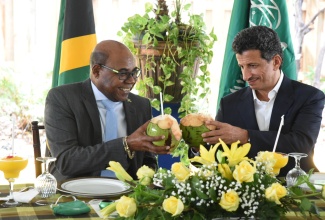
left=52, top=0, right=97, bottom=87
left=217, top=0, right=297, bottom=109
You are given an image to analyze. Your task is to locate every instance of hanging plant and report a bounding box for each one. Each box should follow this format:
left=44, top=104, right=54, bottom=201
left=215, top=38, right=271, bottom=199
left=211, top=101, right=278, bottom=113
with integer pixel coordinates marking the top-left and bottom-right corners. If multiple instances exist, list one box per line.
left=118, top=0, right=217, bottom=118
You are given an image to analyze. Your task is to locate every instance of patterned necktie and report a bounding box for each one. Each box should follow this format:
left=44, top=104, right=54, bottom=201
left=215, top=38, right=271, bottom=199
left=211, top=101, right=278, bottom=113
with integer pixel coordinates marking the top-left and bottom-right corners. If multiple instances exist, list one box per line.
left=101, top=100, right=118, bottom=141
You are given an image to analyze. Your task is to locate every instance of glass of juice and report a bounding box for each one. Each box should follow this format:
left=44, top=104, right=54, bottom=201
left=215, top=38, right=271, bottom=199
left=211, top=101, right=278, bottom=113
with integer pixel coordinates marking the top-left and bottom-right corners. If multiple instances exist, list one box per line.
left=0, top=155, right=28, bottom=207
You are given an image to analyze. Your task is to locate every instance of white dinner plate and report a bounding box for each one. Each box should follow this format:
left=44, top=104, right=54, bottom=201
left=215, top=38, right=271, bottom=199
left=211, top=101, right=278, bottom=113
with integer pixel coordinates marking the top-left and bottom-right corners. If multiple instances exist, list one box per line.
left=57, top=177, right=131, bottom=198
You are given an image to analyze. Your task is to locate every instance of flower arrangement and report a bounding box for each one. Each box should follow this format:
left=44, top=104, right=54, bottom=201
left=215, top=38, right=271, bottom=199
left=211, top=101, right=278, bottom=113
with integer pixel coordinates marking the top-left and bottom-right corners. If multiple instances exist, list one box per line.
left=101, top=139, right=325, bottom=219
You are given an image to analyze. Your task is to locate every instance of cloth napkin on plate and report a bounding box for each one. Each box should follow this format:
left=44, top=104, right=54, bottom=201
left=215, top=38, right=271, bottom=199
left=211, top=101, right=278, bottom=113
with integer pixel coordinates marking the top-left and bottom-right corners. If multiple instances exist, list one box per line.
left=88, top=199, right=119, bottom=219
left=0, top=188, right=39, bottom=203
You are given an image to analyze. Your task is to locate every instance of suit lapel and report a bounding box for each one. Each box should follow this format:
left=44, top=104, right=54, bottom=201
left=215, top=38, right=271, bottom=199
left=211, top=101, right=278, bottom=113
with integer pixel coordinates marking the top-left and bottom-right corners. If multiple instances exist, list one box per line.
left=239, top=88, right=259, bottom=129
left=81, top=79, right=102, bottom=142
left=123, top=97, right=138, bottom=135
left=270, top=76, right=294, bottom=130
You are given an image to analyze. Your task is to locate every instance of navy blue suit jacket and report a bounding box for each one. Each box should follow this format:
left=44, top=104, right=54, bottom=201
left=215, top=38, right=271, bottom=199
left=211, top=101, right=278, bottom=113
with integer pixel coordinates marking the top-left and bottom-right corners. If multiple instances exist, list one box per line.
left=217, top=76, right=325, bottom=176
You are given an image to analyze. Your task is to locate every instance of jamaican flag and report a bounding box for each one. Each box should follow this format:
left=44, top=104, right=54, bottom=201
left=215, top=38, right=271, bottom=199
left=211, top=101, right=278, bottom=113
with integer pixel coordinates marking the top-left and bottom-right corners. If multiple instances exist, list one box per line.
left=52, top=0, right=97, bottom=87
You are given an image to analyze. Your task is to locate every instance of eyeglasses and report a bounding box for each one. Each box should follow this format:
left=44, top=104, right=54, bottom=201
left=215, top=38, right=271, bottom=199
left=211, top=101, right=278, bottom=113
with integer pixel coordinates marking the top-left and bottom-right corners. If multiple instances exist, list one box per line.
left=99, top=64, right=141, bottom=80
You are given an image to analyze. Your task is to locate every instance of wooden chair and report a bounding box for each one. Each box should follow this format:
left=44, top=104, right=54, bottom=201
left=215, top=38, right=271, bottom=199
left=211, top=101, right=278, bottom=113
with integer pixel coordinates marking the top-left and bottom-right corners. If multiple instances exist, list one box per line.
left=32, top=121, right=45, bottom=178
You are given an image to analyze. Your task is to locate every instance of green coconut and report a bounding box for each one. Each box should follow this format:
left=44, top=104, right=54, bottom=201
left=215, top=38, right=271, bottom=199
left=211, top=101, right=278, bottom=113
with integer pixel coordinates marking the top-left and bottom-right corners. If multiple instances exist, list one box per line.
left=180, top=113, right=216, bottom=147
left=146, top=115, right=182, bottom=148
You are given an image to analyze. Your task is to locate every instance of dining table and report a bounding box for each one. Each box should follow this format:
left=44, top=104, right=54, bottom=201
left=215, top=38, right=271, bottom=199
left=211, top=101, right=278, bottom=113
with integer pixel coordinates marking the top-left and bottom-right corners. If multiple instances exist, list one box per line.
left=1, top=182, right=325, bottom=219
left=0, top=183, right=105, bottom=220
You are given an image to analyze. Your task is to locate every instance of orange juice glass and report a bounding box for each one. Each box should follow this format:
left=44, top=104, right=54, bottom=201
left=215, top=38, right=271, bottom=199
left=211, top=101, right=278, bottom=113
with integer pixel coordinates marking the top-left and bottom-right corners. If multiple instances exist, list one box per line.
left=0, top=156, right=28, bottom=207
left=0, top=156, right=28, bottom=179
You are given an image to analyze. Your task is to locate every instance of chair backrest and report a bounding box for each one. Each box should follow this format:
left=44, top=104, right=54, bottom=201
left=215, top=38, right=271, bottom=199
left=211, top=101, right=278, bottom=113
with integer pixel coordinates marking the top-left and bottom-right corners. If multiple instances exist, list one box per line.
left=32, top=121, right=45, bottom=177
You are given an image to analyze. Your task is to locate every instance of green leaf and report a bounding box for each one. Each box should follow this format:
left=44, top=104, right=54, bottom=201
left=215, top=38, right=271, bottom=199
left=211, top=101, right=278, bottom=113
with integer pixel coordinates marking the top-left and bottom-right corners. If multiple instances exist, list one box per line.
left=191, top=176, right=209, bottom=199
left=144, top=2, right=153, bottom=13
left=164, top=94, right=174, bottom=102
left=144, top=77, right=154, bottom=87
left=209, top=188, right=218, bottom=202
left=299, top=197, right=312, bottom=211
left=142, top=32, right=151, bottom=45
left=151, top=99, right=160, bottom=111
left=152, top=86, right=162, bottom=94
left=309, top=201, right=320, bottom=215
left=216, top=150, right=225, bottom=163
left=165, top=80, right=175, bottom=87
left=163, top=107, right=172, bottom=115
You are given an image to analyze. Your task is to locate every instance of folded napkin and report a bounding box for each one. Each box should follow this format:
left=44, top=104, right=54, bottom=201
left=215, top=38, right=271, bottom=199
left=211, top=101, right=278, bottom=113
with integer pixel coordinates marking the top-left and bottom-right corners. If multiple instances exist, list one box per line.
left=0, top=188, right=39, bottom=203
left=14, top=188, right=39, bottom=203
left=88, top=199, right=119, bottom=219
left=89, top=199, right=104, bottom=218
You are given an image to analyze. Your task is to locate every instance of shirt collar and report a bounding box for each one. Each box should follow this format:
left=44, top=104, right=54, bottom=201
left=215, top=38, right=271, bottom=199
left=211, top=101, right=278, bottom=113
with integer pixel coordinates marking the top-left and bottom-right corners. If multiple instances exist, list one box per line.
left=252, top=71, right=284, bottom=101
left=91, top=81, right=122, bottom=106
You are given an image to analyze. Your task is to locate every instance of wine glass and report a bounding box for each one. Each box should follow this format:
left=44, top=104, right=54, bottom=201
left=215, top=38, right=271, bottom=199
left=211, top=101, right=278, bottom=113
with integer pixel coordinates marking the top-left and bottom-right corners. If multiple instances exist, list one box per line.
left=34, top=157, right=57, bottom=205
left=286, top=152, right=308, bottom=187
left=0, top=155, right=28, bottom=207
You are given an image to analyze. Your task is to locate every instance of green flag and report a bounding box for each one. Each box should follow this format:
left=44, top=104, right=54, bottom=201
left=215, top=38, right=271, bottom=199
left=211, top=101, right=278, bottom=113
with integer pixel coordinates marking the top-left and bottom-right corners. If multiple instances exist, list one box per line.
left=52, top=0, right=97, bottom=88
left=217, top=0, right=297, bottom=109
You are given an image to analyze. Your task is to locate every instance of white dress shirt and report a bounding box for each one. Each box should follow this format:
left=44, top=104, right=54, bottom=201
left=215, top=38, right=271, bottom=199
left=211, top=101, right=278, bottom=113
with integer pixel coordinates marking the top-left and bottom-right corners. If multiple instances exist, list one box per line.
left=253, top=72, right=284, bottom=131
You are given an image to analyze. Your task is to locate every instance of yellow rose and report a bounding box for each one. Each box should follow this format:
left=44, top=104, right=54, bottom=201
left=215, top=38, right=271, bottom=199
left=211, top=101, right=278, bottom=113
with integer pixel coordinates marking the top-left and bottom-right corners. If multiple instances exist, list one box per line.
left=219, top=190, right=239, bottom=212
left=139, top=176, right=152, bottom=186
left=265, top=183, right=287, bottom=204
left=136, top=165, right=155, bottom=186
left=233, top=160, right=256, bottom=183
left=162, top=196, right=184, bottom=216
left=218, top=163, right=233, bottom=180
left=107, top=161, right=133, bottom=182
left=171, top=162, right=190, bottom=182
left=116, top=196, right=137, bottom=217
left=136, top=165, right=155, bottom=179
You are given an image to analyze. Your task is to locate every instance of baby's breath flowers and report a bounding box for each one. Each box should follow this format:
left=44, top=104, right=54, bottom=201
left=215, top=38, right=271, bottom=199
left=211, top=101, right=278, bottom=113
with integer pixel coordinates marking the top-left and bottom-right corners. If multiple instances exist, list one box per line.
left=101, top=139, right=325, bottom=219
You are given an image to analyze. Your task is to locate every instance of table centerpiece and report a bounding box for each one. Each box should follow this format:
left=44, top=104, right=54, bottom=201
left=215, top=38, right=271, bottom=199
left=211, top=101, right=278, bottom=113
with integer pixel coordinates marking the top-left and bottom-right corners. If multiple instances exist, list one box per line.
left=101, top=139, right=325, bottom=219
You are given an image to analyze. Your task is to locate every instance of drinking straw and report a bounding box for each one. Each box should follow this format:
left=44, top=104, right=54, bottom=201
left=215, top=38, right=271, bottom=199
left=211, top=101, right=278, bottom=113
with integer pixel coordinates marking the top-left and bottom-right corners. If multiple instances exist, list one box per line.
left=273, top=115, right=284, bottom=152
left=11, top=114, right=15, bottom=156
left=160, top=92, right=164, bottom=115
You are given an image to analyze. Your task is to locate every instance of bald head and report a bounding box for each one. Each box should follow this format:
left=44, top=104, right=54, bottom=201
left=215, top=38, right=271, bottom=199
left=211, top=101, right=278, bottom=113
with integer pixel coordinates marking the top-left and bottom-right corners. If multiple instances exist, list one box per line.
left=90, top=40, right=133, bottom=67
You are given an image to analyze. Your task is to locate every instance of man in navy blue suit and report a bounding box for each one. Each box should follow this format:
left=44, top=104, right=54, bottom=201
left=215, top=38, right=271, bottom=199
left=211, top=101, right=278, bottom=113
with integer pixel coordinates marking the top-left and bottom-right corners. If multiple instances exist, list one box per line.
left=203, top=26, right=325, bottom=176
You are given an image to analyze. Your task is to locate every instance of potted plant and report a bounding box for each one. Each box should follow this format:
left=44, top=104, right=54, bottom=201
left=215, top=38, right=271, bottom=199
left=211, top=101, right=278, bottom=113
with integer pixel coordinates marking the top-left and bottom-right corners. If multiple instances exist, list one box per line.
left=118, top=0, right=217, bottom=118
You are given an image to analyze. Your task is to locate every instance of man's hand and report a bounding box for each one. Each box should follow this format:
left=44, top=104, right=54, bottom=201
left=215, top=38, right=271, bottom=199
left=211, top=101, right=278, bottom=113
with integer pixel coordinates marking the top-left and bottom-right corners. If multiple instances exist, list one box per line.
left=127, top=121, right=170, bottom=154
left=202, top=120, right=249, bottom=145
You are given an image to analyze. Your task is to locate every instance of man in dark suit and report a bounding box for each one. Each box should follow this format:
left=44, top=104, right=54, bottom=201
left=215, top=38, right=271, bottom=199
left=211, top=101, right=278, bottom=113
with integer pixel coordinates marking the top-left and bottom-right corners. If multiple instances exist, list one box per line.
left=45, top=40, right=170, bottom=182
left=203, top=26, right=325, bottom=176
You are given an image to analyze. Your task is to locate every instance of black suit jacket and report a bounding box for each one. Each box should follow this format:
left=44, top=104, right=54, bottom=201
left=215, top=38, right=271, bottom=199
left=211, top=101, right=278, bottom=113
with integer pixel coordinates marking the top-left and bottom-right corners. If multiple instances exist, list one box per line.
left=217, top=76, right=325, bottom=176
left=44, top=79, right=156, bottom=182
